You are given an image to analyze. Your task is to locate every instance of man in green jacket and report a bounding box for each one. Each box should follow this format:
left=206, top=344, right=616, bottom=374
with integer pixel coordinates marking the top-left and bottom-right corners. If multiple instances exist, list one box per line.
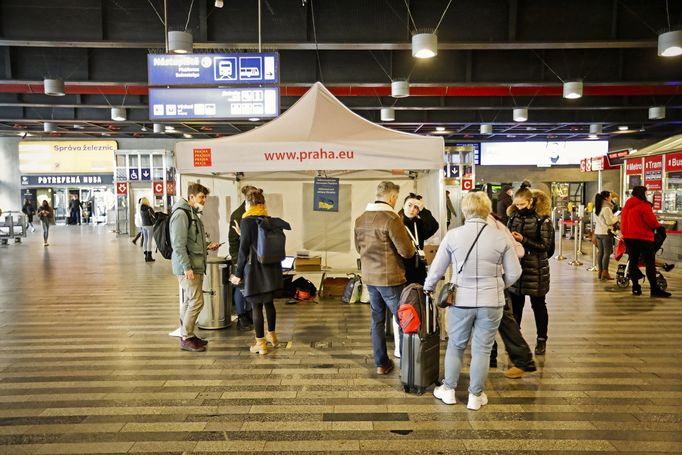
left=170, top=183, right=220, bottom=352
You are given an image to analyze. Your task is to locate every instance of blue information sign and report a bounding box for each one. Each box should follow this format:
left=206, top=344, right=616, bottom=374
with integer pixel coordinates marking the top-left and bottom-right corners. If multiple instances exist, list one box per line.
left=128, top=168, right=140, bottom=181
left=140, top=168, right=151, bottom=181
left=313, top=177, right=339, bottom=212
left=454, top=143, right=481, bottom=166
left=147, top=53, right=278, bottom=85
left=149, top=87, right=280, bottom=120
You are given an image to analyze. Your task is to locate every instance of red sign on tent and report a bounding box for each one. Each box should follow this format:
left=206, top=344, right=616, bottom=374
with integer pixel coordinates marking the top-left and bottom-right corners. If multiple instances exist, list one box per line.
left=643, top=156, right=663, bottom=190
left=193, top=148, right=212, bottom=167
left=625, top=158, right=643, bottom=175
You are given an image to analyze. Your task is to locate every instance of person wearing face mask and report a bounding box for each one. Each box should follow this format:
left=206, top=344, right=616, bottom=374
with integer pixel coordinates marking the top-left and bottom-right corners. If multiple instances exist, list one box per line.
left=170, top=183, right=221, bottom=352
left=506, top=187, right=555, bottom=356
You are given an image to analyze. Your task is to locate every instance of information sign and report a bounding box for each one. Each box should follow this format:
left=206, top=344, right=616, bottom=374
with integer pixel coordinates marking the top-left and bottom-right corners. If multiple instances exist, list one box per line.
left=116, top=182, right=128, bottom=195
left=461, top=179, right=473, bottom=191
left=147, top=53, right=278, bottom=85
left=643, top=156, right=664, bottom=190
left=153, top=182, right=164, bottom=195
left=128, top=168, right=140, bottom=181
left=665, top=152, right=682, bottom=173
left=625, top=158, right=643, bottom=175
left=149, top=87, right=279, bottom=120
left=606, top=149, right=630, bottom=166
left=21, top=174, right=114, bottom=186
left=141, top=168, right=151, bottom=181
left=313, top=177, right=339, bottom=212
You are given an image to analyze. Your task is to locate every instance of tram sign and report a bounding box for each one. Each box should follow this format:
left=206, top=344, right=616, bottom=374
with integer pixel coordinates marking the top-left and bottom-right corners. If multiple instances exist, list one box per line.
left=149, top=87, right=279, bottom=120
left=148, top=53, right=278, bottom=85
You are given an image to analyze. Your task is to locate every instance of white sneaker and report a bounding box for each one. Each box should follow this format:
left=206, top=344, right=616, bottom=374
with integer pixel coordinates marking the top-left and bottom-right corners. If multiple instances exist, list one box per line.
left=467, top=392, right=488, bottom=411
left=433, top=384, right=456, bottom=405
left=393, top=348, right=401, bottom=359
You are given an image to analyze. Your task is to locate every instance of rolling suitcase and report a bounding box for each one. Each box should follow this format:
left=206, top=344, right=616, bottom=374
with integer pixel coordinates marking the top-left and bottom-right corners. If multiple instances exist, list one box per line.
left=401, top=293, right=440, bottom=395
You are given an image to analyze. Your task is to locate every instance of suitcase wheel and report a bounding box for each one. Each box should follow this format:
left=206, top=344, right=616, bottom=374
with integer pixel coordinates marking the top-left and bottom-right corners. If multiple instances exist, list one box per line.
left=416, top=388, right=425, bottom=396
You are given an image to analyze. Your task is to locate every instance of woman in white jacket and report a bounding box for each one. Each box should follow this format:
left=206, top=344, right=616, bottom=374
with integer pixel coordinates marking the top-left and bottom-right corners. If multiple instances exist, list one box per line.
left=424, top=192, right=522, bottom=410
left=593, top=191, right=618, bottom=280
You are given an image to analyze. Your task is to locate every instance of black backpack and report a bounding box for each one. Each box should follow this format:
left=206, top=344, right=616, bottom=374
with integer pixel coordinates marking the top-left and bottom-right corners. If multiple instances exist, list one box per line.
left=153, top=208, right=193, bottom=260
left=255, top=218, right=287, bottom=264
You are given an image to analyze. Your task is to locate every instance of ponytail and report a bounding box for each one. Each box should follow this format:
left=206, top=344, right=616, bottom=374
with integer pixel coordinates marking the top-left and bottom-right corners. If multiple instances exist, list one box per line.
left=594, top=190, right=611, bottom=216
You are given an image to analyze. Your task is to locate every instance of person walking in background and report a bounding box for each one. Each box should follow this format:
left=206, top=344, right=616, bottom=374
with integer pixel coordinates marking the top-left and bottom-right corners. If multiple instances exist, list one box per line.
left=230, top=189, right=291, bottom=355
left=425, top=192, right=522, bottom=410
left=621, top=185, right=671, bottom=298
left=37, top=200, right=54, bottom=246
left=506, top=188, right=555, bottom=356
left=496, top=185, right=513, bottom=225
left=354, top=181, right=416, bottom=375
left=229, top=185, right=257, bottom=331
left=22, top=198, right=36, bottom=232
left=170, top=183, right=221, bottom=352
left=139, top=197, right=156, bottom=262
left=594, top=191, right=618, bottom=280
left=68, top=195, right=82, bottom=225
left=132, top=198, right=143, bottom=246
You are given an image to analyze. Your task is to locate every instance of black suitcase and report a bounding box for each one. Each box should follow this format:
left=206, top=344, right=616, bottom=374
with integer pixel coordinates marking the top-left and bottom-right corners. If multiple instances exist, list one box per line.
left=401, top=294, right=440, bottom=395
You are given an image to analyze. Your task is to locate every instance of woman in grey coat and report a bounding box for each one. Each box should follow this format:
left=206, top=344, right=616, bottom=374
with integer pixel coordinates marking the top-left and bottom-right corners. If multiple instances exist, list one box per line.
left=424, top=192, right=522, bottom=410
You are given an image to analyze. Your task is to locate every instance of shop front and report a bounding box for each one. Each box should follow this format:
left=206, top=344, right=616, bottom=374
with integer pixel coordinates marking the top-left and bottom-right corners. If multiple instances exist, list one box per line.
left=18, top=140, right=118, bottom=225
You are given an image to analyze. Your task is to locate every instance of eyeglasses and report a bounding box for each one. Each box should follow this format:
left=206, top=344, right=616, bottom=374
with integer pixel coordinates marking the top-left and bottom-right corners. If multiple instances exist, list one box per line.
left=407, top=193, right=422, bottom=200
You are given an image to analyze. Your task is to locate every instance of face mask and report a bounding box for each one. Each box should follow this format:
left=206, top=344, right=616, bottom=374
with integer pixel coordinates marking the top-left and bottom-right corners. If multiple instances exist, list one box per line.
left=194, top=202, right=204, bottom=212
left=518, top=207, right=532, bottom=216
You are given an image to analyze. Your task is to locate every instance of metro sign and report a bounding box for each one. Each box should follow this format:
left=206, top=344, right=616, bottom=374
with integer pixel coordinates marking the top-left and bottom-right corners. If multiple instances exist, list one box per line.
left=116, top=182, right=128, bottom=195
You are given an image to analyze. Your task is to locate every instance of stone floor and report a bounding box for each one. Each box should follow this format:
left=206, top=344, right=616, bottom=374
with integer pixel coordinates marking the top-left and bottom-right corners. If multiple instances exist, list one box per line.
left=0, top=225, right=680, bottom=454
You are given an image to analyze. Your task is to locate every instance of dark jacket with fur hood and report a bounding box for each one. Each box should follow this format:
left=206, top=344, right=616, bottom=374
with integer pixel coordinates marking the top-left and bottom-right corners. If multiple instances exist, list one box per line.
left=506, top=190, right=555, bottom=297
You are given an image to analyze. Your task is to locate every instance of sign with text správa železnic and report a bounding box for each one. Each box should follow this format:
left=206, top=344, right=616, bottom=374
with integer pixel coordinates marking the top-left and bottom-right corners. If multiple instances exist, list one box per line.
left=19, top=141, right=117, bottom=174
left=313, top=177, right=340, bottom=212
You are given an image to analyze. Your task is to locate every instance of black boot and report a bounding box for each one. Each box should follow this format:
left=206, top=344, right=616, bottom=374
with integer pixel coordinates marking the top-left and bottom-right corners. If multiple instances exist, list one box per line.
left=534, top=339, right=546, bottom=355
left=144, top=251, right=150, bottom=262
left=147, top=251, right=155, bottom=262
left=237, top=315, right=252, bottom=331
left=651, top=288, right=671, bottom=298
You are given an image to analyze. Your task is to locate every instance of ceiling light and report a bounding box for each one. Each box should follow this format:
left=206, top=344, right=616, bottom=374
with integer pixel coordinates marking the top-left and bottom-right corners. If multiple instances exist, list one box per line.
left=589, top=123, right=603, bottom=135
left=480, top=124, right=493, bottom=135
left=563, top=81, right=583, bottom=99
left=658, top=30, right=682, bottom=57
left=618, top=125, right=629, bottom=131
left=153, top=123, right=164, bottom=134
left=72, top=124, right=84, bottom=129
left=248, top=117, right=260, bottom=122
left=164, top=125, right=176, bottom=132
left=391, top=80, right=409, bottom=98
left=513, top=108, right=528, bottom=122
left=214, top=0, right=224, bottom=7
left=587, top=134, right=599, bottom=140
left=44, top=78, right=65, bottom=96
left=649, top=106, right=666, bottom=119
left=183, top=133, right=193, bottom=138
left=168, top=31, right=193, bottom=54
left=412, top=32, right=437, bottom=59
left=436, top=126, right=445, bottom=132
left=380, top=107, right=395, bottom=121
left=111, top=107, right=126, bottom=121
left=43, top=122, right=56, bottom=133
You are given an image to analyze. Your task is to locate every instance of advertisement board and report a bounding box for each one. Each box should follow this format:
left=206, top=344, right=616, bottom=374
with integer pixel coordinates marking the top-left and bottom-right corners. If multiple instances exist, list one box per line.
left=148, top=53, right=278, bottom=85
left=643, top=156, right=664, bottom=190
left=481, top=141, right=608, bottom=166
left=19, top=141, right=117, bottom=173
left=313, top=177, right=339, bottom=212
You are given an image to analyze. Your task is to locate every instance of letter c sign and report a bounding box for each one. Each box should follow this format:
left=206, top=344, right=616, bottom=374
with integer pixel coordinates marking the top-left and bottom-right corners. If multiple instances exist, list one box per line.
left=461, top=179, right=473, bottom=191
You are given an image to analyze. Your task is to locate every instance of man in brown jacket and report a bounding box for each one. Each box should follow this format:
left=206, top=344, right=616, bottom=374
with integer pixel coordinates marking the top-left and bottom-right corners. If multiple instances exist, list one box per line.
left=354, top=181, right=416, bottom=374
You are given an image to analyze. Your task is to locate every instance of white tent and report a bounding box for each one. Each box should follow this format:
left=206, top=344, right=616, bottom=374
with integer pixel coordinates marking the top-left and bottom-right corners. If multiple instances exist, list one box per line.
left=175, top=82, right=444, bottom=173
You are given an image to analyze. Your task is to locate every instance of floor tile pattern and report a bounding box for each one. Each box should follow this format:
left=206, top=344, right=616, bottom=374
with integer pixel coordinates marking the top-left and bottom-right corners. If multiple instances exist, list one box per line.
left=0, top=226, right=680, bottom=454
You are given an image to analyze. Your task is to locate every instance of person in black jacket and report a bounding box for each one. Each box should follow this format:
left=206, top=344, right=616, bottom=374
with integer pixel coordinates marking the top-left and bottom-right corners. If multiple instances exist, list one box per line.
left=506, top=188, right=555, bottom=356
left=398, top=193, right=439, bottom=286
left=139, top=197, right=156, bottom=262
left=230, top=189, right=291, bottom=355
left=228, top=185, right=256, bottom=331
left=22, top=198, right=36, bottom=232
left=496, top=185, right=513, bottom=225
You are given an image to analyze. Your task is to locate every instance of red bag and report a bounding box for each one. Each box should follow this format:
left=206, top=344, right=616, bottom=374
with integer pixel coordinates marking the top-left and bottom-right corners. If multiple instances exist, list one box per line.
left=294, top=289, right=314, bottom=301
left=398, top=304, right=420, bottom=333
left=397, top=284, right=427, bottom=334
left=614, top=238, right=626, bottom=261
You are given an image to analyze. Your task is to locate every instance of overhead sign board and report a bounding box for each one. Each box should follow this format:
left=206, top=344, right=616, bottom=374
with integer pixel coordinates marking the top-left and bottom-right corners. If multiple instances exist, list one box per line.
left=606, top=149, right=631, bottom=166
left=19, top=141, right=117, bottom=173
left=147, top=53, right=278, bottom=85
left=21, top=174, right=114, bottom=186
left=149, top=87, right=280, bottom=120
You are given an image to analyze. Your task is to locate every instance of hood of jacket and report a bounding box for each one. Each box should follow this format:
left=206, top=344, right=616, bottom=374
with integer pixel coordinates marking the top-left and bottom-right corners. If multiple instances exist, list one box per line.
left=507, top=189, right=551, bottom=218
left=622, top=195, right=650, bottom=212
left=256, top=216, right=291, bottom=231
left=172, top=198, right=193, bottom=213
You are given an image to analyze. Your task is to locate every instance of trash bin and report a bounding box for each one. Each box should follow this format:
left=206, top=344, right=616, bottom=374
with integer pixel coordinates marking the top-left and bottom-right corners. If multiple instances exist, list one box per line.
left=197, top=257, right=233, bottom=329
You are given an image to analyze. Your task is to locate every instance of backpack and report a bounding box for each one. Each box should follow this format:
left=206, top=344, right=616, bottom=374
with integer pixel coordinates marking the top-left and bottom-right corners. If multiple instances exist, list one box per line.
left=255, top=218, right=287, bottom=264
left=153, top=208, right=193, bottom=260
left=291, top=277, right=317, bottom=300
left=397, top=283, right=428, bottom=336
left=341, top=273, right=362, bottom=304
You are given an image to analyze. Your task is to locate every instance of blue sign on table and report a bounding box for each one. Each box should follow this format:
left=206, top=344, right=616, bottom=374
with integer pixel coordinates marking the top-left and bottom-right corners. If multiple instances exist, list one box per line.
left=140, top=168, right=151, bottom=181
left=128, top=168, right=140, bottom=181
left=313, top=177, right=339, bottom=212
left=147, top=53, right=278, bottom=85
left=149, top=87, right=280, bottom=120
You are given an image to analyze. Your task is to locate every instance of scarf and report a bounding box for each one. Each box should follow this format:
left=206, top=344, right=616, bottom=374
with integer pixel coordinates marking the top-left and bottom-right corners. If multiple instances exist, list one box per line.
left=243, top=204, right=269, bottom=218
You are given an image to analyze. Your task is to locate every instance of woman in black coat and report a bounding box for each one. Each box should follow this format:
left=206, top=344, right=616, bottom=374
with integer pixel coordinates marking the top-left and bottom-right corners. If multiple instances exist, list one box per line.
left=398, top=193, right=439, bottom=286
left=231, top=189, right=291, bottom=355
left=139, top=197, right=156, bottom=262
left=506, top=188, right=555, bottom=356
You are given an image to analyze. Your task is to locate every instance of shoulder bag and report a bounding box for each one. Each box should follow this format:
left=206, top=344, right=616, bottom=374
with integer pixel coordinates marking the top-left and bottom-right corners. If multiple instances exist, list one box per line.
left=437, top=224, right=487, bottom=308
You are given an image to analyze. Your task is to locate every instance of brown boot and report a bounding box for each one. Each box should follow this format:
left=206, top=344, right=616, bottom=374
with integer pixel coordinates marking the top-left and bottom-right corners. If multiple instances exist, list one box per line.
left=598, top=270, right=604, bottom=280
left=265, top=331, right=278, bottom=347
left=602, top=270, right=614, bottom=280
left=249, top=337, right=268, bottom=355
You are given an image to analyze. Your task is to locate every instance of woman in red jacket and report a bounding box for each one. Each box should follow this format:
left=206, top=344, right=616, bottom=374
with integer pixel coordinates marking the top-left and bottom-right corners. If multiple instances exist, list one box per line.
left=621, top=186, right=671, bottom=298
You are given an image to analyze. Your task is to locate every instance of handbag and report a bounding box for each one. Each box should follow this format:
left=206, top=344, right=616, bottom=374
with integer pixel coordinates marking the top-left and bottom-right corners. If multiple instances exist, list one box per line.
left=437, top=224, right=487, bottom=308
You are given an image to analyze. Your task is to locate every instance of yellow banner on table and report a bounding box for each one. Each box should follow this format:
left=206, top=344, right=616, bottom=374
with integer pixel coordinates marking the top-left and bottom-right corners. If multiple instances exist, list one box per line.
left=19, top=141, right=117, bottom=173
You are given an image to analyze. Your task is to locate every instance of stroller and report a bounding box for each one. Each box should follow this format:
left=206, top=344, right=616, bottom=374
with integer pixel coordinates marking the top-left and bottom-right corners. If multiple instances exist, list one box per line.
left=614, top=230, right=669, bottom=291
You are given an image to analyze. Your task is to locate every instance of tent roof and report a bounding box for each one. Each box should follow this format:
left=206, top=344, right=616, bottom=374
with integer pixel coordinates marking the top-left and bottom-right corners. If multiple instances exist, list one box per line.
left=174, top=82, right=444, bottom=173
left=629, top=134, right=682, bottom=158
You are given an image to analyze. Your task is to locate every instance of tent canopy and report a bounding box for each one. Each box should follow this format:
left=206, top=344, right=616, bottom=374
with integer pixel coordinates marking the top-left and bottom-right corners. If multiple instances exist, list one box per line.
left=629, top=134, right=682, bottom=158
left=175, top=82, right=444, bottom=174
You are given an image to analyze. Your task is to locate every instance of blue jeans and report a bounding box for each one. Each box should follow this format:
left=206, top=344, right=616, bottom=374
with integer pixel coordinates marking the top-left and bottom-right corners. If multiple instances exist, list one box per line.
left=233, top=286, right=250, bottom=316
left=444, top=306, right=503, bottom=395
left=367, top=284, right=404, bottom=368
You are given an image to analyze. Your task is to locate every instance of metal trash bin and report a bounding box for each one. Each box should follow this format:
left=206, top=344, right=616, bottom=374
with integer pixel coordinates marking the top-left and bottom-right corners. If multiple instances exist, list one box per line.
left=197, top=257, right=233, bottom=329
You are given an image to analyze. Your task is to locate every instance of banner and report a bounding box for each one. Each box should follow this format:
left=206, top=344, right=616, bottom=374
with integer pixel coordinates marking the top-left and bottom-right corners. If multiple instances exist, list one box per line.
left=313, top=177, right=339, bottom=212
left=625, top=158, right=643, bottom=175
left=643, top=156, right=664, bottom=190
left=665, top=152, right=682, bottom=173
left=19, top=141, right=117, bottom=174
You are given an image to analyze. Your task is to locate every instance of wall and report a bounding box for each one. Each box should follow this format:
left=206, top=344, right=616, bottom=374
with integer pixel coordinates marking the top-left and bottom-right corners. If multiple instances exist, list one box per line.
left=0, top=138, right=21, bottom=211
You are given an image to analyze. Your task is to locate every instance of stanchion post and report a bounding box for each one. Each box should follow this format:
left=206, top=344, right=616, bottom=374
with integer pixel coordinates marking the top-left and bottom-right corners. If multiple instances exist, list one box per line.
left=577, top=216, right=584, bottom=255
left=555, top=221, right=567, bottom=261
left=568, top=221, right=583, bottom=266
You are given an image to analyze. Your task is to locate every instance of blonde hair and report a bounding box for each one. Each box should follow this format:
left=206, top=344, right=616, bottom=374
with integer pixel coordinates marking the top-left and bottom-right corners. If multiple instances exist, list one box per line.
left=140, top=197, right=151, bottom=206
left=461, top=191, right=492, bottom=220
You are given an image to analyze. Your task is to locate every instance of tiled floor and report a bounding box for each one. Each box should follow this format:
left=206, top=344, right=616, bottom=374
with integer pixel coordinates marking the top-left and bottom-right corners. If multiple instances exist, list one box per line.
left=0, top=225, right=680, bottom=454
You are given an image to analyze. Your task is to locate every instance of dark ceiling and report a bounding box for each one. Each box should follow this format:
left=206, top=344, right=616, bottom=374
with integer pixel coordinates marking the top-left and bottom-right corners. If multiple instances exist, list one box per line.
left=0, top=0, right=681, bottom=142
